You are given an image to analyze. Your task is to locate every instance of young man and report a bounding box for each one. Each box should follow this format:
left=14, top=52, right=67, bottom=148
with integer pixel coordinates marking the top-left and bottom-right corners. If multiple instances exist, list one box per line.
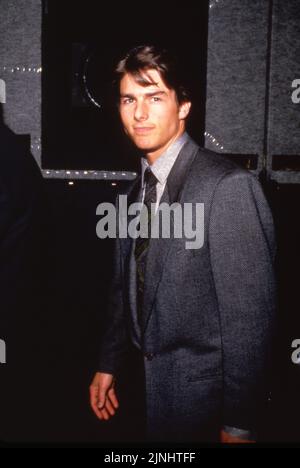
left=90, top=45, right=276, bottom=443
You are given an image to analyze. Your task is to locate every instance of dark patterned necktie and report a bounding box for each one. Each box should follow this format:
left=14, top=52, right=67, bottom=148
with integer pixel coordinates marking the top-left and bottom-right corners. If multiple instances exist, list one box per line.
left=135, top=167, right=158, bottom=326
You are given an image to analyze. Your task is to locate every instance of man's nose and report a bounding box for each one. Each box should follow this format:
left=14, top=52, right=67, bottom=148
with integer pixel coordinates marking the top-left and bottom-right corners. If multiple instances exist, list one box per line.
left=134, top=100, right=148, bottom=121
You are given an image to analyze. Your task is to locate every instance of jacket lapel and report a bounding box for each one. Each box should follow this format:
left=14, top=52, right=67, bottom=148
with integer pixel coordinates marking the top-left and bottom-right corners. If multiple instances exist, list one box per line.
left=119, top=175, right=143, bottom=346
left=141, top=138, right=200, bottom=333
left=119, top=175, right=141, bottom=260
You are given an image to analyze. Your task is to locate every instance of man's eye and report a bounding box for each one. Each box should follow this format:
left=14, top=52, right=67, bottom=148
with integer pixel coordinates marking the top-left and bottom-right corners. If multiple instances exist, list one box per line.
left=151, top=96, right=161, bottom=102
left=122, top=98, right=134, bottom=105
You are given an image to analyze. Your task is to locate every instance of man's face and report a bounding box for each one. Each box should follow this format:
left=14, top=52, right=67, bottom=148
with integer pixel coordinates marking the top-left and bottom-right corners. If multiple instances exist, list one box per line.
left=119, top=69, right=191, bottom=162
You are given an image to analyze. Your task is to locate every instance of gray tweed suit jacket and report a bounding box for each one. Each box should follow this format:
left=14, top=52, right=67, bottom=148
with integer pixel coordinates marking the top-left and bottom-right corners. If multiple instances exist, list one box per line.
left=98, top=137, right=276, bottom=442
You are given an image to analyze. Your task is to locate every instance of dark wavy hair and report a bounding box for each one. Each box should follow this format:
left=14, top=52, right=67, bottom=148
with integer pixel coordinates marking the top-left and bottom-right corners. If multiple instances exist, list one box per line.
left=113, top=44, right=191, bottom=105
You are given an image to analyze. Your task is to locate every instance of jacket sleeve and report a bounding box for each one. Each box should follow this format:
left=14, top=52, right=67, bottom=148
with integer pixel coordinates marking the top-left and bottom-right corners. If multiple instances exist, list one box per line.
left=208, top=170, right=277, bottom=431
left=0, top=138, right=45, bottom=361
left=97, top=196, right=131, bottom=375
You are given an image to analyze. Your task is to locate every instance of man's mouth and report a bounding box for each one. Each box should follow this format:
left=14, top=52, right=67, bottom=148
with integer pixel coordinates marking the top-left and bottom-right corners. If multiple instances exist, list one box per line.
left=133, top=127, right=154, bottom=135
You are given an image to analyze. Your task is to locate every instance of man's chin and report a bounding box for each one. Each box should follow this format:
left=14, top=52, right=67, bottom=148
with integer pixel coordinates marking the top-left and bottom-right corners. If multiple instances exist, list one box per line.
left=132, top=139, right=157, bottom=153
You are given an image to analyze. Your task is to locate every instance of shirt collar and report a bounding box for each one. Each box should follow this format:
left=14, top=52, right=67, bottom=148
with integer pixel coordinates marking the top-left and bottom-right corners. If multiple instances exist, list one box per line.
left=141, top=132, right=189, bottom=187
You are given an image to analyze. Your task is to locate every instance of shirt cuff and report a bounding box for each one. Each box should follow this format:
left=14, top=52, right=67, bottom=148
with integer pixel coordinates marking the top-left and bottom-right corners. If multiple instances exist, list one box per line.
left=222, top=425, right=256, bottom=441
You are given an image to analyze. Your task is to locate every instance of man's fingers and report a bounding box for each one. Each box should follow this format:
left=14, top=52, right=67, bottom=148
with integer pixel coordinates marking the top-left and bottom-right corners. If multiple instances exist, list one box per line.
left=107, top=387, right=119, bottom=409
left=99, top=406, right=110, bottom=420
left=89, top=386, right=104, bottom=420
left=89, top=373, right=118, bottom=421
left=92, top=403, right=104, bottom=420
left=90, top=393, right=113, bottom=420
left=97, top=387, right=108, bottom=409
left=104, top=397, right=116, bottom=416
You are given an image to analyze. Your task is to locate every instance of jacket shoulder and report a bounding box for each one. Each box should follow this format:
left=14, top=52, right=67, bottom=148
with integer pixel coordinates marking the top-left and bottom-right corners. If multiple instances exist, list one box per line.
left=182, top=140, right=259, bottom=201
left=193, top=145, right=251, bottom=179
left=0, top=125, right=43, bottom=201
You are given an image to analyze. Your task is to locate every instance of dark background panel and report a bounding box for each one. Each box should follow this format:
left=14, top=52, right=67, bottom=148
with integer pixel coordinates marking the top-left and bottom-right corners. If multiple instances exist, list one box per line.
left=205, top=0, right=269, bottom=156
left=42, top=1, right=208, bottom=170
left=268, top=0, right=300, bottom=167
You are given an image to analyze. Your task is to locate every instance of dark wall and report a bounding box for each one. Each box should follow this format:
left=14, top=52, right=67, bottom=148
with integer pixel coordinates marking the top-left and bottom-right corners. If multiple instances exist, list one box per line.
left=41, top=1, right=208, bottom=170
left=205, top=0, right=300, bottom=179
left=0, top=0, right=42, bottom=166
left=268, top=0, right=300, bottom=166
left=1, top=0, right=299, bottom=175
left=205, top=0, right=269, bottom=159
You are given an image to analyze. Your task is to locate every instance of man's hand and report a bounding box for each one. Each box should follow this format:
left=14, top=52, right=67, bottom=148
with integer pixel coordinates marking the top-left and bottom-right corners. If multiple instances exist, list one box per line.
left=89, top=372, right=119, bottom=420
left=220, top=429, right=255, bottom=444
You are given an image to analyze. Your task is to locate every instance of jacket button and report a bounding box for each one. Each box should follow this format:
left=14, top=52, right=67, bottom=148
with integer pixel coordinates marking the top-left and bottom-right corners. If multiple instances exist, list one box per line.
left=144, top=352, right=154, bottom=361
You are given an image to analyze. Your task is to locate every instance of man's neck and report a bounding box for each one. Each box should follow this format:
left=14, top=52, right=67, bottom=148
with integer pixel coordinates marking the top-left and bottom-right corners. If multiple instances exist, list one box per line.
left=146, top=128, right=186, bottom=165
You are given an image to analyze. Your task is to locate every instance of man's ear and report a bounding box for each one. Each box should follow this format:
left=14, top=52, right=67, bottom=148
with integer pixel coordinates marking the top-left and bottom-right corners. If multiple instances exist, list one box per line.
left=179, top=101, right=191, bottom=120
